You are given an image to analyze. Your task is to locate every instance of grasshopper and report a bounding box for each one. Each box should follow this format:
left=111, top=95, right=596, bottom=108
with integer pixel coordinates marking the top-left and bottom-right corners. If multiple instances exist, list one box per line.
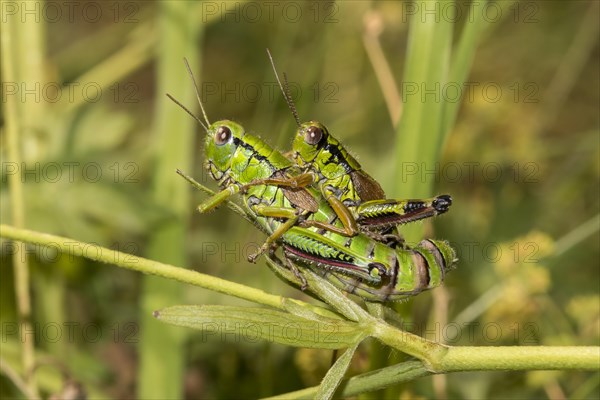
left=167, top=59, right=456, bottom=297
left=266, top=50, right=452, bottom=242
left=293, top=120, right=452, bottom=238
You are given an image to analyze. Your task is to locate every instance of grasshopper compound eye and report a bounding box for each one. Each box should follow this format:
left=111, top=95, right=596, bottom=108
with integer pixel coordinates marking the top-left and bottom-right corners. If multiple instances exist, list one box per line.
left=215, top=126, right=232, bottom=145
left=304, top=125, right=323, bottom=145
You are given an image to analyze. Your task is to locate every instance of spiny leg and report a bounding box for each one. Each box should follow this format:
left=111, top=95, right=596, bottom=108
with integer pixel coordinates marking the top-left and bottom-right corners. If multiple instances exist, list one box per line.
left=355, top=195, right=453, bottom=228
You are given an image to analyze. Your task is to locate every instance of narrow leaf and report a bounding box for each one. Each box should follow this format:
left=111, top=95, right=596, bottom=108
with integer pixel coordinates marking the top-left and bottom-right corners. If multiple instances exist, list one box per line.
left=301, top=269, right=372, bottom=323
left=442, top=0, right=491, bottom=136
left=316, top=341, right=361, bottom=400
left=155, top=305, right=368, bottom=349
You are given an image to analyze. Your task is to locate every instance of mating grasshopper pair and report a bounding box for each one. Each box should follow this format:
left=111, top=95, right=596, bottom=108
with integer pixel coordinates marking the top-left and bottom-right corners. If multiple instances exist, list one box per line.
left=169, top=57, right=456, bottom=302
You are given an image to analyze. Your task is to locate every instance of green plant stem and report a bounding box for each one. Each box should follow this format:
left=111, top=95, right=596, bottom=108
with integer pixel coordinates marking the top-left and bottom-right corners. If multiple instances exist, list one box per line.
left=0, top=357, right=36, bottom=400
left=137, top=2, right=200, bottom=397
left=267, top=344, right=600, bottom=400
left=436, top=346, right=599, bottom=372
left=392, top=0, right=453, bottom=244
left=372, top=323, right=598, bottom=373
left=553, top=213, right=600, bottom=257
left=371, top=320, right=447, bottom=364
left=1, top=341, right=109, bottom=398
left=1, top=4, right=39, bottom=397
left=0, top=225, right=321, bottom=315
left=15, top=0, right=47, bottom=123
left=442, top=0, right=489, bottom=136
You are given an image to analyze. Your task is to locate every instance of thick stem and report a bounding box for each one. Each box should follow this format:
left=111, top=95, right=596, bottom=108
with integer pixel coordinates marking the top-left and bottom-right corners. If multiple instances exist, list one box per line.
left=436, top=346, right=600, bottom=372
left=371, top=319, right=449, bottom=364
left=267, top=344, right=600, bottom=400
left=372, top=319, right=598, bottom=373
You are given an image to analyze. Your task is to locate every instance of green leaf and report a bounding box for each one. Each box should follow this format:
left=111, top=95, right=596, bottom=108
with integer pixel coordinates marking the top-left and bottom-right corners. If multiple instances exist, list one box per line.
left=155, top=305, right=368, bottom=349
left=316, top=341, right=361, bottom=400
left=262, top=361, right=430, bottom=400
left=301, top=269, right=372, bottom=323
left=392, top=0, right=453, bottom=243
left=443, top=0, right=491, bottom=136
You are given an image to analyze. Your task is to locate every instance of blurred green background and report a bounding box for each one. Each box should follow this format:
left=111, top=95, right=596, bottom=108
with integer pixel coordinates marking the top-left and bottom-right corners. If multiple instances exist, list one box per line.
left=1, top=1, right=598, bottom=398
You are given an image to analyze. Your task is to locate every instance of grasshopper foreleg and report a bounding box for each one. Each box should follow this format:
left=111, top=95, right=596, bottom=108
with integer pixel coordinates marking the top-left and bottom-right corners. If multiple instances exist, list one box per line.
left=240, top=172, right=315, bottom=190
left=247, top=212, right=300, bottom=263
left=196, top=185, right=241, bottom=213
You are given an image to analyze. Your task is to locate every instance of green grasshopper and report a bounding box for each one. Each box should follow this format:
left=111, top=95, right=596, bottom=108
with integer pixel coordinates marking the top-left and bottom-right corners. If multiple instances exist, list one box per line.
left=266, top=51, right=452, bottom=241
left=167, top=60, right=456, bottom=299
left=293, top=120, right=452, bottom=238
left=181, top=117, right=456, bottom=297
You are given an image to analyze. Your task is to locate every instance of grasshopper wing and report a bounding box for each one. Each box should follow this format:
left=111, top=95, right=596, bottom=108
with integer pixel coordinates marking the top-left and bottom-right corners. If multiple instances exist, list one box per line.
left=282, top=187, right=319, bottom=213
left=350, top=170, right=386, bottom=202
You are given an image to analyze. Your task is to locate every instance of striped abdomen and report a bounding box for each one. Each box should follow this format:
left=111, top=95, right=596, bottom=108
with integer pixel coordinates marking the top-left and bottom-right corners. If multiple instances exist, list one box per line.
left=309, top=239, right=456, bottom=302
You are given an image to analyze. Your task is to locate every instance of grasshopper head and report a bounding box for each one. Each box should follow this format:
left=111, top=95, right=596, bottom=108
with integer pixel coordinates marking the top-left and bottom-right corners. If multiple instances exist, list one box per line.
left=293, top=121, right=330, bottom=166
left=204, top=120, right=245, bottom=182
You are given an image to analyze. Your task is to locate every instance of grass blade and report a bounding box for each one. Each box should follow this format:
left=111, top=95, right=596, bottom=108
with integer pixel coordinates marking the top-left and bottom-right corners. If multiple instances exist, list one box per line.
left=316, top=341, right=361, bottom=400
left=137, top=2, right=200, bottom=398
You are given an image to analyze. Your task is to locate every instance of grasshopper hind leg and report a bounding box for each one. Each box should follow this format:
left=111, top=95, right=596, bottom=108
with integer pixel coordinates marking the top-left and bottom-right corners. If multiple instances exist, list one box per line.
left=432, top=194, right=452, bottom=213
left=355, top=195, right=453, bottom=229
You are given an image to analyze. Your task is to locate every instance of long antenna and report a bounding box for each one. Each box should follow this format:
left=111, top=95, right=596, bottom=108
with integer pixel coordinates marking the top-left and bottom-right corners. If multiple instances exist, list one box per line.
left=183, top=57, right=211, bottom=127
left=165, top=93, right=208, bottom=132
left=266, top=48, right=301, bottom=127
